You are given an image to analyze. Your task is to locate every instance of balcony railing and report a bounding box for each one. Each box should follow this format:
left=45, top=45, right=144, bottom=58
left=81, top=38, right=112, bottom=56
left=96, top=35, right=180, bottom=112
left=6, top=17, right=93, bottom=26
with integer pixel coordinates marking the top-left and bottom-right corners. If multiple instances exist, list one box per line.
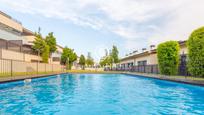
left=0, top=38, right=36, bottom=54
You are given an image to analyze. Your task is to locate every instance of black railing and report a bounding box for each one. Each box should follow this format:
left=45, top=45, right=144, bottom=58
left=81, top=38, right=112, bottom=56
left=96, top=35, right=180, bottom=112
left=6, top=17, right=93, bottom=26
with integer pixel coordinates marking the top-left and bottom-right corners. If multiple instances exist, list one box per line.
left=107, top=63, right=190, bottom=76
left=107, top=55, right=189, bottom=76
left=107, top=65, right=159, bottom=74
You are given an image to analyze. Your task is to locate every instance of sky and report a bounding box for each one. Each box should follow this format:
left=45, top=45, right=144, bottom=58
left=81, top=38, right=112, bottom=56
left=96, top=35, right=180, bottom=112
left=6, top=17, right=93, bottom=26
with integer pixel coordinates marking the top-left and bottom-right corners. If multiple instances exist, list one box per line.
left=0, top=0, right=204, bottom=62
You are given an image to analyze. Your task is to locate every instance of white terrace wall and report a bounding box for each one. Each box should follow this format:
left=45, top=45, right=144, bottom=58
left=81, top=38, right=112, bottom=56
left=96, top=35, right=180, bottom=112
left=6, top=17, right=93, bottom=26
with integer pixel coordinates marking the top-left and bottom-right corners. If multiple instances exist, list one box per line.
left=0, top=49, right=24, bottom=61
left=0, top=49, right=43, bottom=62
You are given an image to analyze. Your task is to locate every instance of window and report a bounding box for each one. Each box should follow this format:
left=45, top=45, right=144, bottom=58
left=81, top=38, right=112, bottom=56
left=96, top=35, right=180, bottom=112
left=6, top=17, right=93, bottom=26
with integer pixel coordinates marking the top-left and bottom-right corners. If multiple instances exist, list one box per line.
left=52, top=57, right=60, bottom=62
left=138, top=60, right=147, bottom=66
left=128, top=62, right=133, bottom=67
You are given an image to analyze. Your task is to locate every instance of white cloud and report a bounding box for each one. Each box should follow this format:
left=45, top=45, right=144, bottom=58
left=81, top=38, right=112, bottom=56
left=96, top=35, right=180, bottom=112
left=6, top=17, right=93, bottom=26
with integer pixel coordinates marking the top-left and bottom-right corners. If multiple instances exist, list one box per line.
left=149, top=0, right=204, bottom=46
left=1, top=0, right=204, bottom=53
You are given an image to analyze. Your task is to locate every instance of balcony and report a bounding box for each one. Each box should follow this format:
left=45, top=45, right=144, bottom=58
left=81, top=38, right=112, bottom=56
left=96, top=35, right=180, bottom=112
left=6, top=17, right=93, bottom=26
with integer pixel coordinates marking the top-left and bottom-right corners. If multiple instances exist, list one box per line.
left=0, top=48, right=42, bottom=62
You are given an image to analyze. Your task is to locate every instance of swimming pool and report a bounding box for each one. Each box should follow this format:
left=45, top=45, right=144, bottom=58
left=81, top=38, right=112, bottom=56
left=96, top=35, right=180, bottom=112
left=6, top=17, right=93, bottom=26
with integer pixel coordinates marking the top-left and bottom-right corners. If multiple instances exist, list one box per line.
left=0, top=74, right=204, bottom=115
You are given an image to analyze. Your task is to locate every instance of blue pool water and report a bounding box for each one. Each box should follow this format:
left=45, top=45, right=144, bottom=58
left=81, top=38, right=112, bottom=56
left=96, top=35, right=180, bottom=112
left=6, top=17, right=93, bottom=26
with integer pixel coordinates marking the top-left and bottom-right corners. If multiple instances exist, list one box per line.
left=0, top=74, right=204, bottom=115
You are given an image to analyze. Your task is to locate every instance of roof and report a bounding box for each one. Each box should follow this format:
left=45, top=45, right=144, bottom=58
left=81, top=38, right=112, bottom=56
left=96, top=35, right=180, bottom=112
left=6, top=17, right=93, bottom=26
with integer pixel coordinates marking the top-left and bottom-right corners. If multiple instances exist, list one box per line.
left=0, top=10, right=22, bottom=24
left=120, top=40, right=187, bottom=62
left=57, top=44, right=64, bottom=49
left=178, top=40, right=187, bottom=47
left=22, top=28, right=35, bottom=36
left=120, top=51, right=150, bottom=61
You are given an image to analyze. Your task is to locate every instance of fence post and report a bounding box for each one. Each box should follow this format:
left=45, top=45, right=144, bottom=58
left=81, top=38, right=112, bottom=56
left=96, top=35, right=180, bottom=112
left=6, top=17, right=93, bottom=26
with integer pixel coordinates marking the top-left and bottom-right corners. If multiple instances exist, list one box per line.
left=11, top=60, right=13, bottom=77
left=52, top=64, right=53, bottom=73
left=26, top=62, right=27, bottom=76
left=144, top=65, right=145, bottom=73
left=45, top=64, right=46, bottom=74
left=37, top=62, right=38, bottom=74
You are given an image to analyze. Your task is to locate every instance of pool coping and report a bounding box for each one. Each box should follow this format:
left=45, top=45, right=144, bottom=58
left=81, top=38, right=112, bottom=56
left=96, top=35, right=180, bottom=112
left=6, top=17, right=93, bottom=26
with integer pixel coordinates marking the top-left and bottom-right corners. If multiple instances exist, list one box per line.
left=0, top=72, right=67, bottom=84
left=122, top=72, right=204, bottom=87
left=55, top=72, right=204, bottom=87
left=0, top=72, right=118, bottom=84
left=1, top=71, right=204, bottom=87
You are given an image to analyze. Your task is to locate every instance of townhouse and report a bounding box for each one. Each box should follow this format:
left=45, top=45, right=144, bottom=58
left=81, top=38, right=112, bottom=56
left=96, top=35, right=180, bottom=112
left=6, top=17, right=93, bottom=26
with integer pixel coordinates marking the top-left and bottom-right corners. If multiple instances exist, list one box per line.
left=118, top=41, right=188, bottom=75
left=0, top=11, right=63, bottom=65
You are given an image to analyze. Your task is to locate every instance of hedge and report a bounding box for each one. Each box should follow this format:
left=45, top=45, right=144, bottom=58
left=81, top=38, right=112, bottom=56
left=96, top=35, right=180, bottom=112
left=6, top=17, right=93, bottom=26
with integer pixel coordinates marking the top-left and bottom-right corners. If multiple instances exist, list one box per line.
left=187, top=27, right=204, bottom=77
left=157, top=41, right=180, bottom=75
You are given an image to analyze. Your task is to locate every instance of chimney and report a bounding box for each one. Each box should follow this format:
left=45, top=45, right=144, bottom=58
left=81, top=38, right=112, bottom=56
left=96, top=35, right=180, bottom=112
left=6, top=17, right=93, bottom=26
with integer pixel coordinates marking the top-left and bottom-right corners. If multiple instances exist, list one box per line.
left=133, top=50, right=138, bottom=54
left=142, top=48, right=147, bottom=52
left=150, top=45, right=155, bottom=50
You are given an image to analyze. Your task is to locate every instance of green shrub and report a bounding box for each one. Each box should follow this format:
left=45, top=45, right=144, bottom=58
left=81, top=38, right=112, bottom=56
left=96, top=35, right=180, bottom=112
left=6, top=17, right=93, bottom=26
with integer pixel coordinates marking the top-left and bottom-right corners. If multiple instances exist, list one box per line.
left=187, top=27, right=204, bottom=77
left=157, top=41, right=180, bottom=75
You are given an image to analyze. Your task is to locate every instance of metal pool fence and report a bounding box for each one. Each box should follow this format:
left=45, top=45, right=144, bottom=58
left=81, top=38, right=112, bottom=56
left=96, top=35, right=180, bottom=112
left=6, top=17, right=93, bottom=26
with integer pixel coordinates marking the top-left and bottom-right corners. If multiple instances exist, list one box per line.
left=105, top=55, right=190, bottom=76
left=109, top=65, right=160, bottom=74
left=0, top=58, right=66, bottom=78
left=107, top=64, right=189, bottom=76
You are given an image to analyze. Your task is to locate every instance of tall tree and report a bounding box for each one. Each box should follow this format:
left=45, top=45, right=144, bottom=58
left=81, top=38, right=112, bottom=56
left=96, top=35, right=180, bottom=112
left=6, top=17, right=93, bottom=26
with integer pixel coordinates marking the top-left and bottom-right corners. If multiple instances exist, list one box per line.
left=45, top=32, right=57, bottom=56
left=79, top=55, right=86, bottom=70
left=61, top=47, right=77, bottom=70
left=86, top=52, right=94, bottom=67
left=111, top=45, right=119, bottom=63
left=105, top=49, right=108, bottom=56
left=100, top=56, right=112, bottom=67
left=100, top=46, right=119, bottom=67
left=32, top=31, right=50, bottom=63
left=42, top=44, right=50, bottom=63
left=32, top=32, right=44, bottom=53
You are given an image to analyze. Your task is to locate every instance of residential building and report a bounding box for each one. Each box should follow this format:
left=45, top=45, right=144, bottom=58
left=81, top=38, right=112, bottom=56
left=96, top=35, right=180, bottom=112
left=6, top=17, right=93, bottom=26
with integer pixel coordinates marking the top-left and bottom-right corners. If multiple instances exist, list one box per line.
left=0, top=11, right=63, bottom=64
left=71, top=56, right=81, bottom=70
left=51, top=45, right=63, bottom=65
left=118, top=41, right=188, bottom=75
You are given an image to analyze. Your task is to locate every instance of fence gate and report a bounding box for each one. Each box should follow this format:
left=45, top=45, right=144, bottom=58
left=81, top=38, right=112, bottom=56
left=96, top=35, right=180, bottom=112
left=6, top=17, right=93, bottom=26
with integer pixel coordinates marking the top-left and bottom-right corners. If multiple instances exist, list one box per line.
left=179, top=54, right=188, bottom=76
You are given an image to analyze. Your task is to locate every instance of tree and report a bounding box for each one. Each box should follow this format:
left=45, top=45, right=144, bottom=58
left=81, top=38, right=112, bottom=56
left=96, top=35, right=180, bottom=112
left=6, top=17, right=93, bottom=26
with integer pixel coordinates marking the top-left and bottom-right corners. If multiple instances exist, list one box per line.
left=32, top=31, right=50, bottom=63
left=99, top=60, right=105, bottom=67
left=99, top=46, right=119, bottom=68
left=111, top=45, right=119, bottom=63
left=32, top=32, right=44, bottom=53
left=99, top=57, right=107, bottom=67
left=99, top=55, right=112, bottom=67
left=42, top=44, right=50, bottom=63
left=105, top=49, right=108, bottom=56
left=79, top=55, right=86, bottom=70
left=45, top=32, right=57, bottom=56
left=157, top=41, right=180, bottom=75
left=61, top=47, right=77, bottom=70
left=86, top=52, right=94, bottom=67
left=187, top=27, right=204, bottom=77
